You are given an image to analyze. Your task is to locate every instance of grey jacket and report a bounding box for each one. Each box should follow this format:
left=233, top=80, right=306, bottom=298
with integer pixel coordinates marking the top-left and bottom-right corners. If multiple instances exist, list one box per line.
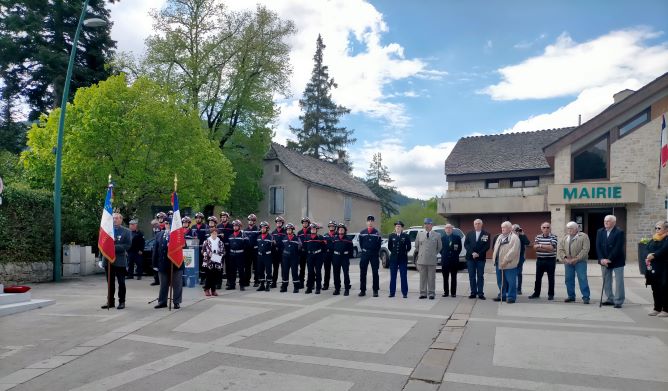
left=104, top=225, right=132, bottom=268
left=414, top=230, right=442, bottom=266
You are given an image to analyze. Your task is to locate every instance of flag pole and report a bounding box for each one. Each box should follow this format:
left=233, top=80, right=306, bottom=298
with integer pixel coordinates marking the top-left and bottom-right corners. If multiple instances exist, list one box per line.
left=106, top=174, right=112, bottom=310
left=659, top=116, right=663, bottom=189
left=169, top=174, right=177, bottom=311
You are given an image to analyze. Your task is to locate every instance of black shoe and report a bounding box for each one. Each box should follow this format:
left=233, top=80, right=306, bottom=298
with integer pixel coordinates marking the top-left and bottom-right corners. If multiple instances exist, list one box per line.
left=373, top=291, right=378, bottom=297
left=265, top=284, right=270, bottom=292
left=506, top=299, right=515, bottom=304
left=528, top=294, right=540, bottom=299
left=548, top=296, right=554, bottom=301
left=614, top=304, right=622, bottom=309
left=226, top=286, right=235, bottom=290
left=429, top=296, right=435, bottom=300
left=154, top=303, right=167, bottom=309
left=150, top=282, right=160, bottom=286
left=493, top=297, right=502, bottom=302
left=388, top=294, right=395, bottom=298
left=564, top=297, right=575, bottom=303
left=583, top=299, right=590, bottom=304
left=333, top=290, right=340, bottom=295
left=344, top=289, right=350, bottom=296
left=478, top=295, right=486, bottom=300
left=358, top=291, right=366, bottom=297
left=174, top=303, right=180, bottom=309
left=419, top=295, right=427, bottom=299
left=116, top=302, right=125, bottom=310
left=315, top=288, right=321, bottom=294
left=256, top=283, right=265, bottom=292
left=305, top=288, right=312, bottom=294
left=442, top=293, right=448, bottom=297
left=293, top=286, right=300, bottom=293
left=280, top=285, right=287, bottom=293
left=270, top=282, right=277, bottom=288
left=253, top=282, right=260, bottom=287
left=602, top=301, right=614, bottom=306
left=403, top=294, right=407, bottom=298
left=468, top=294, right=476, bottom=299
left=451, top=294, right=456, bottom=298
left=101, top=302, right=115, bottom=309
left=322, top=285, right=329, bottom=291
left=517, top=290, right=522, bottom=295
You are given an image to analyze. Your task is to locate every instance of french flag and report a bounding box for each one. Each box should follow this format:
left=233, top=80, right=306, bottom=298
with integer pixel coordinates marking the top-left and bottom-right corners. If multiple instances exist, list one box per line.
left=661, top=114, right=667, bottom=168
left=98, top=184, right=115, bottom=263
left=168, top=191, right=185, bottom=267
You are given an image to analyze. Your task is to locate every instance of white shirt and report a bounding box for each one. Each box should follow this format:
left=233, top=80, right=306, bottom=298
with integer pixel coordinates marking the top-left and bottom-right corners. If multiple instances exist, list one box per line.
left=475, top=231, right=481, bottom=241
left=208, top=237, right=222, bottom=263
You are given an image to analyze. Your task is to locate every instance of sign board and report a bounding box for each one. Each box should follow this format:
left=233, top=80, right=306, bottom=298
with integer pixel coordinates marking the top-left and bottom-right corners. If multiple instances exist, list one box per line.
left=547, top=182, right=645, bottom=205
left=183, top=248, right=195, bottom=269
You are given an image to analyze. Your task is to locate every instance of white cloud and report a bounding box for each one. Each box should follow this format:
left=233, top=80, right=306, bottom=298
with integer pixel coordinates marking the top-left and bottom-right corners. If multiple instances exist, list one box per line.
left=482, top=28, right=668, bottom=100
left=108, top=0, right=165, bottom=55
left=513, top=33, right=547, bottom=49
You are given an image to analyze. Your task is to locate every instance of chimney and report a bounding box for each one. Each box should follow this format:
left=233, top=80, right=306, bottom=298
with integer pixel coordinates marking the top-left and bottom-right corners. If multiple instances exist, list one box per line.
left=613, top=89, right=634, bottom=103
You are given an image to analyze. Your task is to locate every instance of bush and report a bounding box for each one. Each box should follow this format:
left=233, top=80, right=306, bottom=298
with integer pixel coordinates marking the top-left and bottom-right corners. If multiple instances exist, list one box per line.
left=0, top=183, right=54, bottom=263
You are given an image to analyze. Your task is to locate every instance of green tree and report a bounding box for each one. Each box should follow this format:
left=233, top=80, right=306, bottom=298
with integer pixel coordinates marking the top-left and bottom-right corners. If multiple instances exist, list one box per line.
left=22, top=74, right=235, bottom=242
left=365, top=152, right=398, bottom=219
left=288, top=34, right=355, bottom=163
left=380, top=198, right=446, bottom=234
left=0, top=0, right=116, bottom=121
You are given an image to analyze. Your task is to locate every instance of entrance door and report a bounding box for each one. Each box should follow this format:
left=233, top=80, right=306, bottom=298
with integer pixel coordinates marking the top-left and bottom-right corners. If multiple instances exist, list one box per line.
left=571, top=207, right=626, bottom=260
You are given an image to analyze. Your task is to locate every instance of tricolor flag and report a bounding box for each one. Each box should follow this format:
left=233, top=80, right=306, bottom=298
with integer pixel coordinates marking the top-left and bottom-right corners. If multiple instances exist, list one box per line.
left=661, top=114, right=667, bottom=168
left=98, top=184, right=115, bottom=263
left=168, top=191, right=185, bottom=267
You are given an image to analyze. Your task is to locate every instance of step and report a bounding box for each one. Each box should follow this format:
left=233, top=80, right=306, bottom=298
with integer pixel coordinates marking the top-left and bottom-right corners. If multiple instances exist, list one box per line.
left=0, top=299, right=56, bottom=317
left=0, top=292, right=31, bottom=306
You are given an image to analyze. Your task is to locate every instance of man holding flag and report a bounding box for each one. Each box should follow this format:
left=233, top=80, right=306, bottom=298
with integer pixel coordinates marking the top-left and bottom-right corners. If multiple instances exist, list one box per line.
left=98, top=182, right=132, bottom=309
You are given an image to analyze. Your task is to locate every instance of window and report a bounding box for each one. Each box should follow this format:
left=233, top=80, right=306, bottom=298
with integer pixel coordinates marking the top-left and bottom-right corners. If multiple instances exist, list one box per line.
left=511, top=177, right=539, bottom=188
left=619, top=108, right=650, bottom=137
left=269, top=186, right=284, bottom=214
left=572, top=136, right=608, bottom=181
left=343, top=197, right=352, bottom=221
left=273, top=164, right=280, bottom=174
left=485, top=179, right=499, bottom=189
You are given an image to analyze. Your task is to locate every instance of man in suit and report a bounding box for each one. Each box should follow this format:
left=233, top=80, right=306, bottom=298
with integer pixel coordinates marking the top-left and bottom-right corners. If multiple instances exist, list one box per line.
left=414, top=218, right=442, bottom=300
left=464, top=219, right=491, bottom=300
left=596, top=215, right=625, bottom=308
left=440, top=224, right=462, bottom=298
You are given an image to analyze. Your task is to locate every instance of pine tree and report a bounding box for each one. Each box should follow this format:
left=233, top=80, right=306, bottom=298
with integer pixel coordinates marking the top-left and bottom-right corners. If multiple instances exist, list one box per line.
left=288, top=34, right=355, bottom=163
left=365, top=153, right=399, bottom=218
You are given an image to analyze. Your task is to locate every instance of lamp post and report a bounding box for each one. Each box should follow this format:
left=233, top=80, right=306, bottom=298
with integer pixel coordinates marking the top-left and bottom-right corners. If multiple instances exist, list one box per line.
left=53, top=0, right=106, bottom=282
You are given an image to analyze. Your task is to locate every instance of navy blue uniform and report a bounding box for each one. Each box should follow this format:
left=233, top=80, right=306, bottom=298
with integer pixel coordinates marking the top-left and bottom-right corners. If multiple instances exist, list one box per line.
left=227, top=231, right=248, bottom=289
left=440, top=233, right=462, bottom=296
left=331, top=234, right=354, bottom=293
left=256, top=233, right=275, bottom=286
left=217, top=222, right=234, bottom=278
left=152, top=230, right=185, bottom=306
left=271, top=227, right=287, bottom=286
left=304, top=234, right=326, bottom=292
left=359, top=228, right=382, bottom=293
left=127, top=229, right=145, bottom=278
left=297, top=227, right=310, bottom=285
left=191, top=223, right=208, bottom=283
left=323, top=230, right=337, bottom=290
left=388, top=232, right=411, bottom=297
left=243, top=224, right=260, bottom=286
left=281, top=234, right=302, bottom=291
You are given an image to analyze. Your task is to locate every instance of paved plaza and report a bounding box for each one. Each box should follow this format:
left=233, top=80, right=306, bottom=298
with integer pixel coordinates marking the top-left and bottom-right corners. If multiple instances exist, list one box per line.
left=0, top=261, right=666, bottom=390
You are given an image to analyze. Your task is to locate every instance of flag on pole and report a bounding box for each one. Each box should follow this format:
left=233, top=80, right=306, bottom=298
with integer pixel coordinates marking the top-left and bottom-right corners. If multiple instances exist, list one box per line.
left=98, top=184, right=115, bottom=263
left=661, top=113, right=668, bottom=168
left=168, top=191, right=185, bottom=267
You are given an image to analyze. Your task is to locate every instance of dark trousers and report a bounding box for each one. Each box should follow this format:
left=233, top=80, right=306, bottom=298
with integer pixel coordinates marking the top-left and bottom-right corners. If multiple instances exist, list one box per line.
left=360, top=254, right=380, bottom=292
left=127, top=253, right=142, bottom=277
left=650, top=265, right=668, bottom=312
left=244, top=251, right=257, bottom=285
left=199, top=249, right=206, bottom=283
left=332, top=256, right=350, bottom=290
left=517, top=258, right=525, bottom=292
left=389, top=259, right=408, bottom=296
left=299, top=253, right=307, bottom=284
left=534, top=257, right=556, bottom=297
left=323, top=255, right=332, bottom=288
left=158, top=269, right=183, bottom=305
left=306, top=254, right=323, bottom=289
left=106, top=265, right=126, bottom=303
left=281, top=255, right=300, bottom=284
left=272, top=253, right=281, bottom=284
left=466, top=259, right=485, bottom=295
left=442, top=264, right=458, bottom=296
left=256, top=254, right=273, bottom=283
left=227, top=254, right=245, bottom=288
left=203, top=266, right=221, bottom=291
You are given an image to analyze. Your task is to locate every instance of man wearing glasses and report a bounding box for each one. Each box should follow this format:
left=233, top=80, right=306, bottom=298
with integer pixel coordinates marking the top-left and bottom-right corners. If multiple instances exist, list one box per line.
left=529, top=222, right=558, bottom=300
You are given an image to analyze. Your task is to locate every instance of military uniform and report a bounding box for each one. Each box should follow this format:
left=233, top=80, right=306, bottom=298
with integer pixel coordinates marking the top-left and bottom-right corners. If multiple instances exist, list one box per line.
left=243, top=222, right=260, bottom=287
left=152, top=225, right=185, bottom=309
left=388, top=226, right=411, bottom=298
left=331, top=229, right=354, bottom=296
left=191, top=220, right=208, bottom=284
left=281, top=228, right=302, bottom=293
left=297, top=222, right=310, bottom=286
left=440, top=232, right=462, bottom=297
left=255, top=227, right=275, bottom=291
left=271, top=222, right=287, bottom=288
left=322, top=223, right=337, bottom=290
left=358, top=217, right=382, bottom=296
left=226, top=224, right=248, bottom=290
left=304, top=228, right=326, bottom=294
left=127, top=225, right=145, bottom=279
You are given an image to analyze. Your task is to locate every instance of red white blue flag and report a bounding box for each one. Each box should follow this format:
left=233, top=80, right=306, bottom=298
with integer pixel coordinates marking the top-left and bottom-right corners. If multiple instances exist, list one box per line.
left=661, top=113, right=667, bottom=168
left=168, top=191, right=185, bottom=267
left=98, top=184, right=115, bottom=263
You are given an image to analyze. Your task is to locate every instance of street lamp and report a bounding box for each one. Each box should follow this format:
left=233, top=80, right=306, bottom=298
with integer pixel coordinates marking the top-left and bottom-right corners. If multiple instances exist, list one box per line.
left=53, top=0, right=107, bottom=282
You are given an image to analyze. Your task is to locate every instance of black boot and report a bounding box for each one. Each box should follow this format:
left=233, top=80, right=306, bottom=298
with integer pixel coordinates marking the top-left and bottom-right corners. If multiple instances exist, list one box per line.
left=293, top=284, right=300, bottom=293
left=333, top=288, right=340, bottom=295
left=253, top=281, right=260, bottom=287
left=305, top=287, right=312, bottom=294
left=101, top=301, right=115, bottom=309
left=116, top=302, right=125, bottom=310
left=322, top=284, right=329, bottom=291
left=280, top=283, right=288, bottom=292
left=344, top=288, right=350, bottom=296
left=265, top=282, right=270, bottom=292
left=270, top=281, right=277, bottom=288
left=315, top=287, right=321, bottom=294
left=256, top=282, right=265, bottom=291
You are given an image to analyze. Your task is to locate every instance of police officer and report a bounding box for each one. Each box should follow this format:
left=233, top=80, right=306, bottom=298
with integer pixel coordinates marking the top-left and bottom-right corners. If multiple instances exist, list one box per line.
left=331, top=223, right=354, bottom=296
left=271, top=216, right=287, bottom=288
left=226, top=219, right=248, bottom=291
left=126, top=219, right=145, bottom=280
left=388, top=220, right=411, bottom=298
left=359, top=215, right=382, bottom=297
left=304, top=223, right=326, bottom=294
left=256, top=221, right=275, bottom=292
left=322, top=220, right=337, bottom=291
left=152, top=217, right=185, bottom=309
left=280, top=223, right=302, bottom=293
left=244, top=214, right=260, bottom=287
left=297, top=217, right=311, bottom=287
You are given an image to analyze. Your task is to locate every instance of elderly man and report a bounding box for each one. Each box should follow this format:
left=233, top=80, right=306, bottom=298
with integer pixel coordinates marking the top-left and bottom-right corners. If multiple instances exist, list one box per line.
left=492, top=221, right=521, bottom=303
left=464, top=219, right=491, bottom=300
left=596, top=215, right=625, bottom=308
left=101, top=213, right=132, bottom=310
left=126, top=219, right=145, bottom=280
left=440, top=224, right=462, bottom=297
left=529, top=222, right=558, bottom=300
left=558, top=221, right=591, bottom=304
left=414, top=218, right=442, bottom=300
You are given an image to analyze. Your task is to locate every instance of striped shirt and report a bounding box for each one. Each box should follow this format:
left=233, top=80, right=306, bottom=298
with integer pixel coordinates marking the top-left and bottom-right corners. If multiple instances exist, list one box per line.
left=534, top=234, right=557, bottom=258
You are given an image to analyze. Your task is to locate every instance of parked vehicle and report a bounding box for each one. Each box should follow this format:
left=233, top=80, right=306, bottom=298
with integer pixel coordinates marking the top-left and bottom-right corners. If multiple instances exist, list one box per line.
left=141, top=238, right=155, bottom=275
left=350, top=233, right=360, bottom=258
left=379, top=225, right=466, bottom=269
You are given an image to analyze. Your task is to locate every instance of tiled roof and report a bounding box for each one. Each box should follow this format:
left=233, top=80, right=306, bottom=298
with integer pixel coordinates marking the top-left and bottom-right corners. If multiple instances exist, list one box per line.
left=444, top=127, right=575, bottom=176
left=266, top=143, right=379, bottom=201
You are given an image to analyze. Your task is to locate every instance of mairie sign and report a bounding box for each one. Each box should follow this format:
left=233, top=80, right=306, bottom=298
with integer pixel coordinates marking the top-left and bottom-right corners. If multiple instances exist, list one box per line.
left=547, top=182, right=644, bottom=205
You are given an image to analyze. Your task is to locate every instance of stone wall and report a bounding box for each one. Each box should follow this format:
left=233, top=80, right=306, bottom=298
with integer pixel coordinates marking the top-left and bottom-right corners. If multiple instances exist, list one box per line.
left=0, top=262, right=53, bottom=285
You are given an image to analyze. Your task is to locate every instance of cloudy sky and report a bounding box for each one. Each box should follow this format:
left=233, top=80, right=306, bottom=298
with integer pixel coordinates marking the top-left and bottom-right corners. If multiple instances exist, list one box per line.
left=108, top=0, right=668, bottom=199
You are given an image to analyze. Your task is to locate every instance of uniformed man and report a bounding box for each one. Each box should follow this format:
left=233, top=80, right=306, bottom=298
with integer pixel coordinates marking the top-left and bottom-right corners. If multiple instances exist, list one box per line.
left=322, top=220, right=337, bottom=291
left=331, top=223, right=354, bottom=296
left=358, top=215, right=382, bottom=297
left=226, top=219, right=248, bottom=291
left=216, top=211, right=234, bottom=284
left=101, top=213, right=132, bottom=309
left=191, top=213, right=208, bottom=284
left=256, top=221, right=275, bottom=292
left=297, top=217, right=311, bottom=287
left=388, top=220, right=411, bottom=298
left=244, top=214, right=260, bottom=287
left=304, top=223, right=326, bottom=294
left=150, top=213, right=167, bottom=287
left=440, top=224, right=462, bottom=298
left=156, top=212, right=167, bottom=231
left=181, top=216, right=192, bottom=235
left=280, top=223, right=302, bottom=293
left=271, top=216, right=287, bottom=288
left=152, top=217, right=185, bottom=309
left=126, top=219, right=145, bottom=280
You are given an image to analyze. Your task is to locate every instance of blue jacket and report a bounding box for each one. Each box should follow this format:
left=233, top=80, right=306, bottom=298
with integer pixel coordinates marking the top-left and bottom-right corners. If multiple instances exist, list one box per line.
left=596, top=226, right=625, bottom=268
left=359, top=228, right=382, bottom=259
left=388, top=232, right=411, bottom=263
left=152, top=230, right=185, bottom=273
left=440, top=233, right=462, bottom=267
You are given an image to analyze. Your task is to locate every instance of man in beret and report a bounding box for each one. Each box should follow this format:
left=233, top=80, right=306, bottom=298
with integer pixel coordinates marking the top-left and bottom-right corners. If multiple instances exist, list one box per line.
left=358, top=215, right=382, bottom=297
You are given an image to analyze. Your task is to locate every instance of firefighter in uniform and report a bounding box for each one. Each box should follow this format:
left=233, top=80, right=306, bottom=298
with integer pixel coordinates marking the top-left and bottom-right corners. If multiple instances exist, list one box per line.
left=331, top=223, right=354, bottom=296
left=271, top=216, right=287, bottom=288
left=304, top=223, right=326, bottom=294
left=256, top=221, right=275, bottom=292
left=322, top=220, right=337, bottom=290
left=281, top=223, right=302, bottom=293
left=150, top=212, right=167, bottom=286
left=191, top=213, right=208, bottom=284
left=359, top=215, right=382, bottom=297
left=388, top=220, right=411, bottom=298
left=216, top=211, right=234, bottom=286
left=226, top=219, right=248, bottom=291
left=243, top=214, right=260, bottom=287
left=297, top=217, right=311, bottom=287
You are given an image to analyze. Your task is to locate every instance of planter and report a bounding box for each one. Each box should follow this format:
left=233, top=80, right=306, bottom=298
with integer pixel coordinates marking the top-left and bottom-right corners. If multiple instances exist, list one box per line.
left=638, top=243, right=649, bottom=275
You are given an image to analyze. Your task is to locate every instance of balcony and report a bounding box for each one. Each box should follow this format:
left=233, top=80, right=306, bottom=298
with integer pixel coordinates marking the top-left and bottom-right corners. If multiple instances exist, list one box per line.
left=437, top=187, right=548, bottom=215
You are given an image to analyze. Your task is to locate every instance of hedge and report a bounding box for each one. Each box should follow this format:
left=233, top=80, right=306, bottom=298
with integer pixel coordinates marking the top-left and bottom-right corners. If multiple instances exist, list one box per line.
left=0, top=183, right=54, bottom=264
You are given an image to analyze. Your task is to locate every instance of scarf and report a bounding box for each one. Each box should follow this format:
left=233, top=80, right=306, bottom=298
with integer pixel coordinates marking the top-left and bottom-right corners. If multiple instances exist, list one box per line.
left=653, top=232, right=667, bottom=241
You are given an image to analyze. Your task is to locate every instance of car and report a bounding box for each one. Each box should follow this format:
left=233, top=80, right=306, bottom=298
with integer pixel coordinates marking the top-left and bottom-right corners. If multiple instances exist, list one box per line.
left=141, top=238, right=155, bottom=275
left=350, top=233, right=360, bottom=258
left=380, top=225, right=466, bottom=269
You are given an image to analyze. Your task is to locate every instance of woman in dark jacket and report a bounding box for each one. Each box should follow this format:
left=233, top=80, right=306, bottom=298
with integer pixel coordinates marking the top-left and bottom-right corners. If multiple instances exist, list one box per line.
left=645, top=220, right=668, bottom=317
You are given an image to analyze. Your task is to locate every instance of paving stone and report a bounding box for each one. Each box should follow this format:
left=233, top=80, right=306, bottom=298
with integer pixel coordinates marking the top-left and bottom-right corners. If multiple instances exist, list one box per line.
left=411, top=349, right=453, bottom=383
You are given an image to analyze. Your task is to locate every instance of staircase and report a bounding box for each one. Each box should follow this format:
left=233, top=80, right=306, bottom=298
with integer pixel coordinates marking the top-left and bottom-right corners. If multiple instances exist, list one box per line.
left=0, top=284, right=55, bottom=317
